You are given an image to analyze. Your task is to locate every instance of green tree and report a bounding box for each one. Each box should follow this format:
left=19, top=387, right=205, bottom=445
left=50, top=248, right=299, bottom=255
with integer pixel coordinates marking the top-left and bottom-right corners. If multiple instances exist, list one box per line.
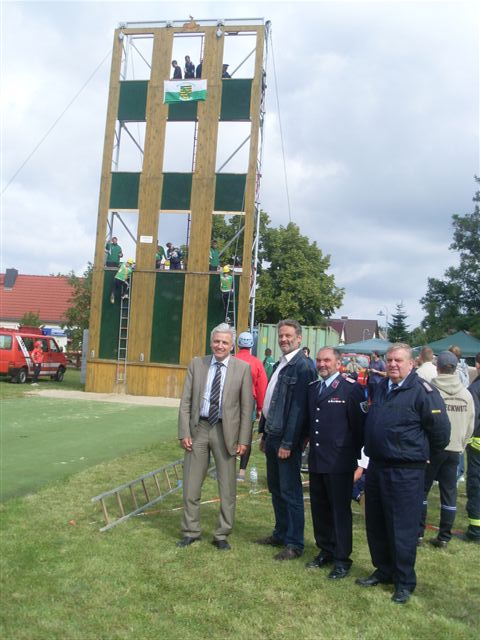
left=62, top=263, right=92, bottom=349
left=19, top=311, right=42, bottom=327
left=255, top=222, right=344, bottom=324
left=388, top=303, right=410, bottom=343
left=420, top=177, right=480, bottom=339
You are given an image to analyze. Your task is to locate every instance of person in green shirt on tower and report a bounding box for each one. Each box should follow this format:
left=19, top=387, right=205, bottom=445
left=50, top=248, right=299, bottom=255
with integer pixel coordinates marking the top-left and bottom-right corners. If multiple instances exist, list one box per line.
left=220, top=265, right=233, bottom=322
left=155, top=243, right=166, bottom=269
left=209, top=239, right=220, bottom=271
left=105, top=236, right=123, bottom=267
left=110, top=258, right=134, bottom=303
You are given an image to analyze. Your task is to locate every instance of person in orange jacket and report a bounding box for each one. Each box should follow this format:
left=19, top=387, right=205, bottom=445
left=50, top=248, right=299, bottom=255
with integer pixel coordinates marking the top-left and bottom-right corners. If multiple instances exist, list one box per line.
left=31, top=340, right=44, bottom=385
left=235, top=331, right=268, bottom=480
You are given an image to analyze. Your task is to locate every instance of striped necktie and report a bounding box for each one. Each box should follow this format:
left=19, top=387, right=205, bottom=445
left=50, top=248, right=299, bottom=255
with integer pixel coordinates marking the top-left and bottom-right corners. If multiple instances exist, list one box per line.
left=208, top=362, right=223, bottom=425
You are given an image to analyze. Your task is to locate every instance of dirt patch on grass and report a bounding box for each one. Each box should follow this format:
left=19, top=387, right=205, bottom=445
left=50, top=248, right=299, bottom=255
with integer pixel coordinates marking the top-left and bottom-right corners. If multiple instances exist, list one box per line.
left=30, top=389, right=180, bottom=407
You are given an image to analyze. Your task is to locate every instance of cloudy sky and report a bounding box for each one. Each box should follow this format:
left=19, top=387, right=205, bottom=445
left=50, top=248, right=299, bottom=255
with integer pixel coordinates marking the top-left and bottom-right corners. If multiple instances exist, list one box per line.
left=1, top=0, right=478, bottom=328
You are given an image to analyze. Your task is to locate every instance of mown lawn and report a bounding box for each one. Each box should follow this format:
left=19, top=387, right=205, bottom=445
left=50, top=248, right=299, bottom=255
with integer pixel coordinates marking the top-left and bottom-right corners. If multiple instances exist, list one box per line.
left=0, top=436, right=477, bottom=640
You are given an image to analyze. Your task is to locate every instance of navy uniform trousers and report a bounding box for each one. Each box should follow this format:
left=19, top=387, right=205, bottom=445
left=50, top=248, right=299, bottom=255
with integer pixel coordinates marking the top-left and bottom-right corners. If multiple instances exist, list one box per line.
left=309, top=471, right=353, bottom=567
left=365, top=464, right=425, bottom=592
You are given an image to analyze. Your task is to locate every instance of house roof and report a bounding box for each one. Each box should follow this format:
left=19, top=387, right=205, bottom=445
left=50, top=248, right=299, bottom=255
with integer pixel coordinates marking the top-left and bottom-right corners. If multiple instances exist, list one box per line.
left=0, top=271, right=75, bottom=324
left=327, top=318, right=380, bottom=344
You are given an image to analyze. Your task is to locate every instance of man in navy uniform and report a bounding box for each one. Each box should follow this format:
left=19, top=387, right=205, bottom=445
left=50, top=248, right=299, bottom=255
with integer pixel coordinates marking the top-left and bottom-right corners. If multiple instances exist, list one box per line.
left=305, top=347, right=366, bottom=579
left=356, top=343, right=450, bottom=604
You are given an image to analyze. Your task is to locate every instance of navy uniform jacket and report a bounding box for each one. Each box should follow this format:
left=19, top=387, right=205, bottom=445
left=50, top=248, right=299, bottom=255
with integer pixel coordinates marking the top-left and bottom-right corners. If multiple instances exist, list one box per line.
left=307, top=375, right=366, bottom=473
left=365, top=370, right=450, bottom=466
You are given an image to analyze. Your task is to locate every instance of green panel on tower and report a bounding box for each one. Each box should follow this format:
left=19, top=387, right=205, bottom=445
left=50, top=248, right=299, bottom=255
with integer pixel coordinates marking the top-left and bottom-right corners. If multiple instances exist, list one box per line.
left=220, top=79, right=252, bottom=121
left=160, top=173, right=193, bottom=210
left=168, top=101, right=198, bottom=121
left=118, top=81, right=148, bottom=121
left=109, top=172, right=140, bottom=209
left=99, top=270, right=123, bottom=359
left=150, top=272, right=185, bottom=363
left=214, top=174, right=247, bottom=211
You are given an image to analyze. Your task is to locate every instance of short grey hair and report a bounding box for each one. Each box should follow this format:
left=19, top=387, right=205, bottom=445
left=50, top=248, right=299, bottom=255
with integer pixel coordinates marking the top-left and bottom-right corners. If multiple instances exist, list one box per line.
left=210, top=323, right=236, bottom=343
left=387, top=343, right=413, bottom=359
left=317, top=346, right=341, bottom=360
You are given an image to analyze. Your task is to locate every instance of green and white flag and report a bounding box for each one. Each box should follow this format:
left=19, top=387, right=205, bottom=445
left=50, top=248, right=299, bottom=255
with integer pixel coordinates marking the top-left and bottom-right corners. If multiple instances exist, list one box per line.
left=163, top=80, right=207, bottom=104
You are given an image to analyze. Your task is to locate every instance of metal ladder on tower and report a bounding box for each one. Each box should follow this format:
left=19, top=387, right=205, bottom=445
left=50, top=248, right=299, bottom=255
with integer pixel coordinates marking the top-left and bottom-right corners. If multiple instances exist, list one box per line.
left=116, top=286, right=131, bottom=383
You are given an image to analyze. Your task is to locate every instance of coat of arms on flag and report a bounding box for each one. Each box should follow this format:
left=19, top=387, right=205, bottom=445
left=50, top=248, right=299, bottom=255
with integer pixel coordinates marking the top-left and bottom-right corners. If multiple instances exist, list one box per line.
left=164, top=80, right=207, bottom=104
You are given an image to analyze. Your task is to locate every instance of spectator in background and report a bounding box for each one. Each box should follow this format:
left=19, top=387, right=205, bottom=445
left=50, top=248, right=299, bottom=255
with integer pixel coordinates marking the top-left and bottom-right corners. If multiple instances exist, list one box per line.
left=418, top=351, right=474, bottom=548
left=171, top=60, right=182, bottom=79
left=449, top=344, right=470, bottom=482
left=367, top=351, right=387, bottom=399
left=105, top=236, right=123, bottom=267
left=263, top=348, right=275, bottom=381
left=235, top=332, right=268, bottom=482
left=31, top=340, right=44, bottom=385
left=463, top=353, right=480, bottom=544
left=302, top=346, right=315, bottom=367
left=416, top=347, right=437, bottom=382
left=184, top=55, right=195, bottom=78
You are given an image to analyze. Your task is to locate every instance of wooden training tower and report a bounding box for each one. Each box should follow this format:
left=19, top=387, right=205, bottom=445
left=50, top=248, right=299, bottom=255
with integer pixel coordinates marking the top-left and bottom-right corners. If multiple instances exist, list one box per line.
left=86, top=18, right=267, bottom=397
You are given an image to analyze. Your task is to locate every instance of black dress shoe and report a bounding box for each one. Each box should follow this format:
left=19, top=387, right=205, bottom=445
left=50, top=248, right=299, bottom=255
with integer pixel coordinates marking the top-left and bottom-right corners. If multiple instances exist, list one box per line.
left=429, top=537, right=448, bottom=549
left=212, top=539, right=231, bottom=551
left=328, top=566, right=350, bottom=580
left=391, top=588, right=411, bottom=604
left=255, top=535, right=284, bottom=547
left=355, top=573, right=391, bottom=587
left=176, top=536, right=201, bottom=548
left=305, top=553, right=334, bottom=569
left=273, top=546, right=303, bottom=561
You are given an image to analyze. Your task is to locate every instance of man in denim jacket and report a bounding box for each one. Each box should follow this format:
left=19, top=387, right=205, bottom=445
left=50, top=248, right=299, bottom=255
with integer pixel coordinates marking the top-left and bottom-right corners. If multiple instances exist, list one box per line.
left=256, top=319, right=317, bottom=560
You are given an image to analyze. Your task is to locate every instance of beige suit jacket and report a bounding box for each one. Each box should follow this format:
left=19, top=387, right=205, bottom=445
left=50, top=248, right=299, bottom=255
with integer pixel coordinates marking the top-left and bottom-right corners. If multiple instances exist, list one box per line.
left=178, top=355, right=254, bottom=455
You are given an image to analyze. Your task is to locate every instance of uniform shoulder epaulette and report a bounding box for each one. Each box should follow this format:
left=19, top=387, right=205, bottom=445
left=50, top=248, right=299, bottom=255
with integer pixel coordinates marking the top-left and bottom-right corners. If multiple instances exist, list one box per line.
left=309, top=378, right=320, bottom=386
left=422, top=381, right=433, bottom=393
left=345, top=376, right=356, bottom=384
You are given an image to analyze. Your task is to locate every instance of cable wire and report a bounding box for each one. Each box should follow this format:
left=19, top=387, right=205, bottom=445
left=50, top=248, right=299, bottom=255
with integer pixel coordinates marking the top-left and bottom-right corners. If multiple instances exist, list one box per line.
left=2, top=49, right=112, bottom=195
left=269, top=27, right=292, bottom=223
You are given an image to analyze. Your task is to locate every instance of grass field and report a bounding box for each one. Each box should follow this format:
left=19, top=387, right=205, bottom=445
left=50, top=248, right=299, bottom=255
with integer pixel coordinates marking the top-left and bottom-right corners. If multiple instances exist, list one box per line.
left=1, top=384, right=478, bottom=639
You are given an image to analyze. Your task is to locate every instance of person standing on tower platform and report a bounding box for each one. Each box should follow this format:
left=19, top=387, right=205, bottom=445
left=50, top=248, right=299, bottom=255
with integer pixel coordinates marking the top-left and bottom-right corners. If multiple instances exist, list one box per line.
left=155, top=243, right=166, bottom=269
left=171, top=60, right=182, bottom=79
left=356, top=343, right=450, bottom=605
left=305, top=347, right=366, bottom=580
left=222, top=64, right=231, bottom=78
left=235, top=332, right=268, bottom=481
left=105, top=236, right=123, bottom=267
left=209, top=240, right=220, bottom=271
left=184, top=55, right=195, bottom=78
left=195, top=59, right=203, bottom=78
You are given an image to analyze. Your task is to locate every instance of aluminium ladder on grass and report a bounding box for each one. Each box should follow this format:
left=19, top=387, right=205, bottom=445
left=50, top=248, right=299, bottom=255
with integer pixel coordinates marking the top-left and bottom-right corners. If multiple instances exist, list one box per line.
left=116, top=285, right=131, bottom=384
left=91, top=459, right=185, bottom=532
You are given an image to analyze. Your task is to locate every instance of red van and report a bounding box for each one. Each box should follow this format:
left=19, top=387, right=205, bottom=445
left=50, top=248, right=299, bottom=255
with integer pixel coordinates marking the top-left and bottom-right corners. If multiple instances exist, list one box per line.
left=0, top=328, right=68, bottom=383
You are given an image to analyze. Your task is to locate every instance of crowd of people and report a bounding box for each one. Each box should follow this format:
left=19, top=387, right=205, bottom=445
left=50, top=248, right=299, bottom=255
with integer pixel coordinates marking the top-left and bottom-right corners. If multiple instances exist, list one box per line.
left=175, top=319, right=480, bottom=606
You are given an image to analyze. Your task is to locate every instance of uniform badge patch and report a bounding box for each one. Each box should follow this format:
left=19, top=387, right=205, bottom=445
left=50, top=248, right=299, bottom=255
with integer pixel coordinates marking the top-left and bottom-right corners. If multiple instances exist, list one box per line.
left=360, top=401, right=369, bottom=414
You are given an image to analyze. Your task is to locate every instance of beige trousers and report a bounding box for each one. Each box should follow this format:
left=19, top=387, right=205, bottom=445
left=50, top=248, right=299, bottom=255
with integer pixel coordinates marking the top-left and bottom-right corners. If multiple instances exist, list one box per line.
left=181, top=419, right=237, bottom=540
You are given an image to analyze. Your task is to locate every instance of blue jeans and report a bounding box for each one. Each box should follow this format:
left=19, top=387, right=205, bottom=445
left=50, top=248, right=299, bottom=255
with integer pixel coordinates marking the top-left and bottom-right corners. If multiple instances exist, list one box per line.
left=265, top=435, right=304, bottom=550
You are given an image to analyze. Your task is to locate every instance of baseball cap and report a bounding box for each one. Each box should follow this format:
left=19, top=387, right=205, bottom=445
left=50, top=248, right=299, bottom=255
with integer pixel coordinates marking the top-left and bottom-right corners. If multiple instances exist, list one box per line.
left=238, top=332, right=254, bottom=348
left=436, top=350, right=458, bottom=369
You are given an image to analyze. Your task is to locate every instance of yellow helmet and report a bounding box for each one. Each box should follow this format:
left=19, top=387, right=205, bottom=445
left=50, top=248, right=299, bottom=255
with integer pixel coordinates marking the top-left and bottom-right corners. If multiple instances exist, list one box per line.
left=127, top=258, right=134, bottom=264
left=222, top=265, right=230, bottom=273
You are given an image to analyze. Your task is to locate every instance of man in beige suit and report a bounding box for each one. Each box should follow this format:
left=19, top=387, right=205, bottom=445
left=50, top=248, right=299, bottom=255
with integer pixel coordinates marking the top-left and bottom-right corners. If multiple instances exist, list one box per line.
left=177, top=323, right=253, bottom=550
